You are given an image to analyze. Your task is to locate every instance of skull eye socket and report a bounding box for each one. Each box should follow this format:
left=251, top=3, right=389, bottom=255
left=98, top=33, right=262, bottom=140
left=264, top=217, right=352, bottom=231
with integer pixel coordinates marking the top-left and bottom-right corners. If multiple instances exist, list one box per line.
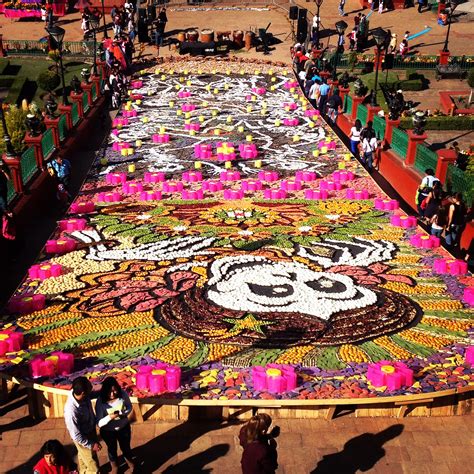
left=305, top=278, right=347, bottom=294
left=247, top=283, right=295, bottom=298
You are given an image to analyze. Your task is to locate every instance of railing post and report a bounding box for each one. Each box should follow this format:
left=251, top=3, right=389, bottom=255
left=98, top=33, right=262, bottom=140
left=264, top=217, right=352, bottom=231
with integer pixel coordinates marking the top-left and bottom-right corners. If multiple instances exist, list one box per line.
left=91, top=74, right=102, bottom=99
left=2, top=154, right=23, bottom=194
left=405, top=131, right=428, bottom=167
left=384, top=118, right=400, bottom=144
left=435, top=149, right=457, bottom=183
left=44, top=117, right=60, bottom=148
left=24, top=133, right=45, bottom=170
left=70, top=92, right=84, bottom=119
left=366, top=105, right=382, bottom=124
left=350, top=94, right=364, bottom=121
left=339, top=86, right=350, bottom=105
left=81, top=82, right=93, bottom=107
left=58, top=104, right=73, bottom=130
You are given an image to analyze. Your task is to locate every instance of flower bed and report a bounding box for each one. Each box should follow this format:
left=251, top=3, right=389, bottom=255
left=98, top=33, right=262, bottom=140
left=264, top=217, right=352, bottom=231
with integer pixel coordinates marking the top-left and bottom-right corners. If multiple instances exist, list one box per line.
left=1, top=58, right=472, bottom=402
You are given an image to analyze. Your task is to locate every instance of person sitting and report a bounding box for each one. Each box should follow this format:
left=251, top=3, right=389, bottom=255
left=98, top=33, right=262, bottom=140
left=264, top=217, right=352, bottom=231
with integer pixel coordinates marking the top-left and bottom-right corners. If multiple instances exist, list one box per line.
left=33, top=439, right=74, bottom=474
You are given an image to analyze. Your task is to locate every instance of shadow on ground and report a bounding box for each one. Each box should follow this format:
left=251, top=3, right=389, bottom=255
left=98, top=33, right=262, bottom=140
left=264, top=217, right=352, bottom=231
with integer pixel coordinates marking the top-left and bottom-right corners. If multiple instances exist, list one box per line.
left=311, top=424, right=404, bottom=474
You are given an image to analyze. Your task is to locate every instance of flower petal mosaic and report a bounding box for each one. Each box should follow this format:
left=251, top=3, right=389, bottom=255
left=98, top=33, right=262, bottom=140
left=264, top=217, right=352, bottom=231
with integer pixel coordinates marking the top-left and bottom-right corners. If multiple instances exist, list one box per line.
left=1, top=59, right=473, bottom=401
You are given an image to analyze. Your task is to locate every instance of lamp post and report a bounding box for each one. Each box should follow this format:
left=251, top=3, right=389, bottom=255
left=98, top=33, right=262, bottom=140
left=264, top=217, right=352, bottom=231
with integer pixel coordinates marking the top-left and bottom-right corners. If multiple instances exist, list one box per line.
left=314, top=0, right=323, bottom=48
left=332, top=20, right=348, bottom=81
left=46, top=25, right=68, bottom=106
left=371, top=27, right=387, bottom=107
left=0, top=101, right=15, bottom=157
left=89, top=15, right=99, bottom=76
left=100, top=0, right=108, bottom=39
left=442, top=0, right=459, bottom=53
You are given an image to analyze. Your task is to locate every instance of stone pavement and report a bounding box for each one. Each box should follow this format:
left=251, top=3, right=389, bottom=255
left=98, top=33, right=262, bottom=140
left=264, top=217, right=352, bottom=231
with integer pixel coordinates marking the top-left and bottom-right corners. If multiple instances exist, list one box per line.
left=0, top=387, right=472, bottom=473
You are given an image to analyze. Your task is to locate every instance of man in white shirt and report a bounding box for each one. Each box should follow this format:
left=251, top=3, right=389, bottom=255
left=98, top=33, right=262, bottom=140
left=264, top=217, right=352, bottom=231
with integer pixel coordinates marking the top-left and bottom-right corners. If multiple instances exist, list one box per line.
left=64, top=377, right=101, bottom=473
left=361, top=133, right=378, bottom=172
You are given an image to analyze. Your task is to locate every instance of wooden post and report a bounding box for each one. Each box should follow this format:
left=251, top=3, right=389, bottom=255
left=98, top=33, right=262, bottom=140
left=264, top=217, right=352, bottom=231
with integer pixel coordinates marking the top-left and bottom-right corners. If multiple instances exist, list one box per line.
left=405, top=131, right=428, bottom=167
left=44, top=117, right=60, bottom=148
left=24, top=133, right=45, bottom=170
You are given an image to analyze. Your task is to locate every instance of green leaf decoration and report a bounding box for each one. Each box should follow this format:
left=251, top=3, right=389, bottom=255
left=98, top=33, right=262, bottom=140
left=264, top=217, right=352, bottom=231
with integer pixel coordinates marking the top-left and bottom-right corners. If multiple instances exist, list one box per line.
left=232, top=239, right=273, bottom=251
left=250, top=349, right=285, bottom=366
left=414, top=323, right=466, bottom=339
left=316, top=347, right=346, bottom=370
left=96, top=334, right=176, bottom=364
left=390, top=335, right=436, bottom=357
left=24, top=317, right=82, bottom=336
left=359, top=341, right=393, bottom=362
left=181, top=341, right=209, bottom=368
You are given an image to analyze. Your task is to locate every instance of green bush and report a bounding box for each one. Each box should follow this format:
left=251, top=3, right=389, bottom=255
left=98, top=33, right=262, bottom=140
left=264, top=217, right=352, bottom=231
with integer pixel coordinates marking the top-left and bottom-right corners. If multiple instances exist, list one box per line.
left=0, top=105, right=29, bottom=154
left=400, top=115, right=474, bottom=130
left=399, top=79, right=424, bottom=91
left=468, top=68, right=474, bottom=88
left=37, top=70, right=60, bottom=92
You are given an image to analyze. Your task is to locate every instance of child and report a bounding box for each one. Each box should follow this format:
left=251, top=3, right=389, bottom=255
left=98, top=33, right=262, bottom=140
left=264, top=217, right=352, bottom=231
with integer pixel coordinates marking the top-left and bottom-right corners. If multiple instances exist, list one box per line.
left=239, top=414, right=279, bottom=474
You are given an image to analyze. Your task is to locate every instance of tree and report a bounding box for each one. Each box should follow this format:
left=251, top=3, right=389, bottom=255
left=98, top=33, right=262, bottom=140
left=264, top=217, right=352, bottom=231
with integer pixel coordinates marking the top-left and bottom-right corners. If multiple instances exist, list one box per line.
left=0, top=104, right=29, bottom=154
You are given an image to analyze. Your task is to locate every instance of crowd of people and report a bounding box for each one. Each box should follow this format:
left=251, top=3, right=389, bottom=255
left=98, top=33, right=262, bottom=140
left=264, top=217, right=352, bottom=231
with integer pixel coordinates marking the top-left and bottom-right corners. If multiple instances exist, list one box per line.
left=31, top=376, right=281, bottom=474
left=416, top=168, right=472, bottom=260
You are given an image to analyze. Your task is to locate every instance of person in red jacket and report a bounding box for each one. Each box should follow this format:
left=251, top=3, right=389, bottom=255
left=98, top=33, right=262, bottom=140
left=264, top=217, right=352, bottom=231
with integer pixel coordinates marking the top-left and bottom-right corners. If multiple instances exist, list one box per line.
left=239, top=413, right=279, bottom=474
left=33, top=440, right=75, bottom=474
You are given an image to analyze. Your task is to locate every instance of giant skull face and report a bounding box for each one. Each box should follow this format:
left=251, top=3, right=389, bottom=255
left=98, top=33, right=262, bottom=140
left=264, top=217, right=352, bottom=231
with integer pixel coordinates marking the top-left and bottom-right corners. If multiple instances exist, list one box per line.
left=206, top=256, right=377, bottom=321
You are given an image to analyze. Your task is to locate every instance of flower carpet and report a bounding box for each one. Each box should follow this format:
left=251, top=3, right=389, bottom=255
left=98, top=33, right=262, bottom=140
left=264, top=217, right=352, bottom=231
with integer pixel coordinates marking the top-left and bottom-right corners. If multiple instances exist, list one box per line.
left=1, top=58, right=473, bottom=401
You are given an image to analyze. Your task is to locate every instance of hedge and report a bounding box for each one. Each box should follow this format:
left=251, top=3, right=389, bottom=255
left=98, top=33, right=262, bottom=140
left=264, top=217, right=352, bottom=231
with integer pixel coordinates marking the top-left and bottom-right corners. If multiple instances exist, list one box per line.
left=399, top=79, right=424, bottom=91
left=400, top=115, right=474, bottom=130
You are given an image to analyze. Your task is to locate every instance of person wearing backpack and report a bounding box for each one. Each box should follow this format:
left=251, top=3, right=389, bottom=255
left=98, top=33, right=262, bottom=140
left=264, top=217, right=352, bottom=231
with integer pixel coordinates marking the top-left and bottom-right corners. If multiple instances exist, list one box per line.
left=326, top=89, right=343, bottom=125
left=416, top=168, right=440, bottom=217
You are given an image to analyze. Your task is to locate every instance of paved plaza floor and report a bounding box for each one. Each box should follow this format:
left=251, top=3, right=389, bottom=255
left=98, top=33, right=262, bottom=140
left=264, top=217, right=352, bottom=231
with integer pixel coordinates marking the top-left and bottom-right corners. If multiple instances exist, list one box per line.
left=0, top=387, right=473, bottom=473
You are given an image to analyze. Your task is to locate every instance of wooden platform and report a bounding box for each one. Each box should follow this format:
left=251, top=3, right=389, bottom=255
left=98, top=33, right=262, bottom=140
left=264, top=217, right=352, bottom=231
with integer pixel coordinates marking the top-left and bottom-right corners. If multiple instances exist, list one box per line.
left=2, top=375, right=472, bottom=422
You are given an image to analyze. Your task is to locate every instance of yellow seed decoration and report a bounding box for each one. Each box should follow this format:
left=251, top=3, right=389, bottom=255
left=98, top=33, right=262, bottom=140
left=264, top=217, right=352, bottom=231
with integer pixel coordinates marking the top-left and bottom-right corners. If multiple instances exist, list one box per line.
left=275, top=345, right=315, bottom=364
left=374, top=336, right=413, bottom=359
left=149, top=336, right=196, bottom=363
left=338, top=344, right=369, bottom=363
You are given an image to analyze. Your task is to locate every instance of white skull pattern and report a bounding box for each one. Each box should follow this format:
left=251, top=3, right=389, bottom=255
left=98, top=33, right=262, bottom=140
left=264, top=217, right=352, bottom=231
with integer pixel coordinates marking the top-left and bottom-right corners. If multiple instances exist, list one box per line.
left=206, top=255, right=377, bottom=320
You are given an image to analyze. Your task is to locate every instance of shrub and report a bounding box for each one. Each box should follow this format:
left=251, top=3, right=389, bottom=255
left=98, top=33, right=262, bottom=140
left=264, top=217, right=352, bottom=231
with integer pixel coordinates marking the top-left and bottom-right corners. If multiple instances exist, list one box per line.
left=0, top=104, right=29, bottom=154
left=37, top=70, right=60, bottom=92
left=399, top=115, right=474, bottom=130
left=468, top=68, right=474, bottom=88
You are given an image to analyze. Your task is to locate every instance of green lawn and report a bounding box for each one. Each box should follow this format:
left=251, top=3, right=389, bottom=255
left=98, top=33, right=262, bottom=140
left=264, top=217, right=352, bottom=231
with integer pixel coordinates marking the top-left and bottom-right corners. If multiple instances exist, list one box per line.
left=0, top=57, right=88, bottom=107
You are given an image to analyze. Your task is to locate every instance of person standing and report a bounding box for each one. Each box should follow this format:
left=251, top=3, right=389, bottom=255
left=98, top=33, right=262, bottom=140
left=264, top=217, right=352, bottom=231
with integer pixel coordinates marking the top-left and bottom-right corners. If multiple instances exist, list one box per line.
left=95, top=377, right=135, bottom=474
left=239, top=414, right=279, bottom=474
left=338, top=0, right=347, bottom=16
left=416, top=168, right=440, bottom=216
left=445, top=193, right=467, bottom=249
left=64, top=377, right=101, bottom=474
left=326, top=88, right=343, bottom=125
left=361, top=125, right=378, bottom=172
left=47, top=155, right=71, bottom=191
left=318, top=79, right=330, bottom=114
left=349, top=119, right=362, bottom=156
